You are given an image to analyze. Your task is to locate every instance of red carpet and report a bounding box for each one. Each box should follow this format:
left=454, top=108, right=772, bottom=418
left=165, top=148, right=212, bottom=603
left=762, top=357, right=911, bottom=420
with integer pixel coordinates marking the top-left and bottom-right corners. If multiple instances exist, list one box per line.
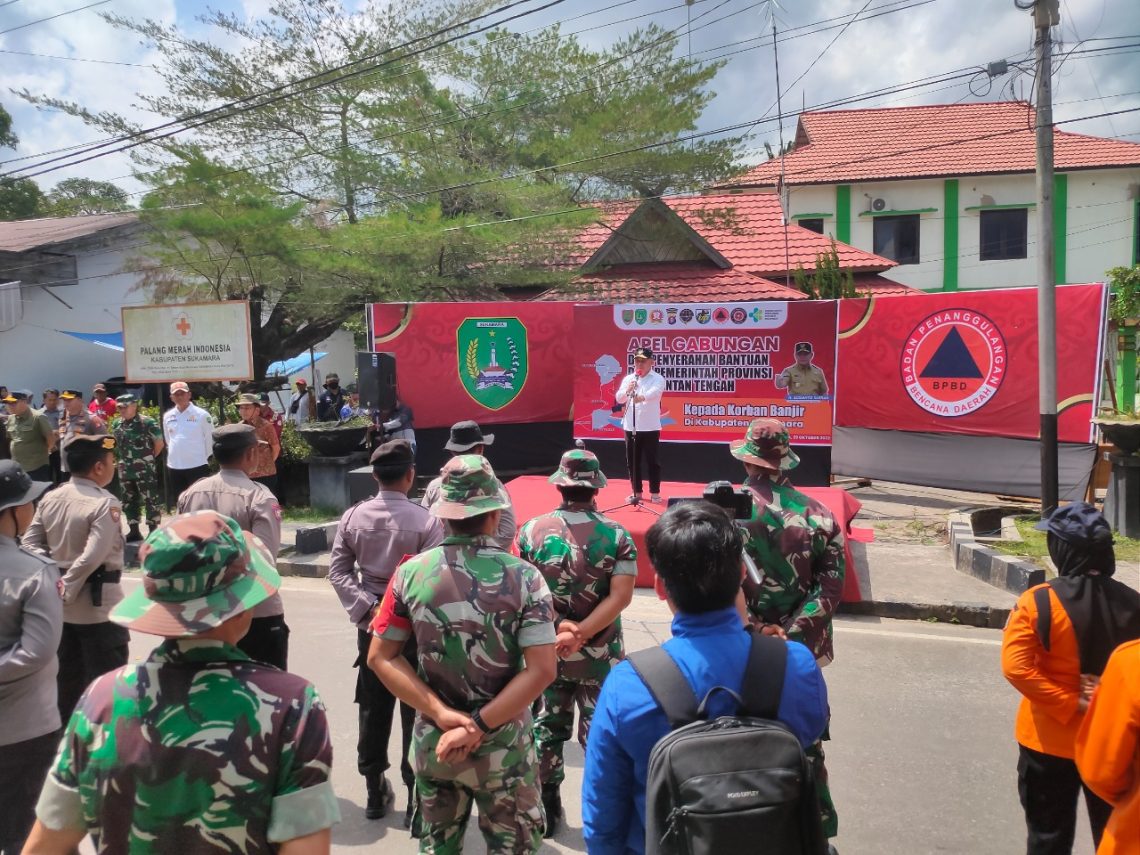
left=503, top=477, right=866, bottom=602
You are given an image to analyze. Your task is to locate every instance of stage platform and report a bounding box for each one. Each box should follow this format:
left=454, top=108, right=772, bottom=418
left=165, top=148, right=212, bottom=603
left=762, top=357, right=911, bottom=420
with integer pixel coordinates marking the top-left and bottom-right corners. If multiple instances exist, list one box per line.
left=503, top=477, right=867, bottom=602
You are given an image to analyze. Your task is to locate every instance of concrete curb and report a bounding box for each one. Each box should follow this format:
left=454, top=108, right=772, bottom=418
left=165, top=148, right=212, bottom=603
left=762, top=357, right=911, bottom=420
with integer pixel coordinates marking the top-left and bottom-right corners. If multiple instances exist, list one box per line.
left=948, top=510, right=1045, bottom=596
left=277, top=551, right=331, bottom=578
left=838, top=599, right=1009, bottom=629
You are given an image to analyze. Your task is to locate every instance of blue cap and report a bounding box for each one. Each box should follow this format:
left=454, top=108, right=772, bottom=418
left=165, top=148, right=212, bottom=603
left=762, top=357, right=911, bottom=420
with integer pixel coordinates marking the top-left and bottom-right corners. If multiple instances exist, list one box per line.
left=1035, top=502, right=1113, bottom=548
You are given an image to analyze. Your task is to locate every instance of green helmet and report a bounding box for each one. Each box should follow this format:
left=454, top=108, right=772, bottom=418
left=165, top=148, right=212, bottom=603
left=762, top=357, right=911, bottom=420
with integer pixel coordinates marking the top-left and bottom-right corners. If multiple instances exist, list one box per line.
left=549, top=448, right=607, bottom=489
left=431, top=454, right=510, bottom=520
left=111, top=510, right=280, bottom=637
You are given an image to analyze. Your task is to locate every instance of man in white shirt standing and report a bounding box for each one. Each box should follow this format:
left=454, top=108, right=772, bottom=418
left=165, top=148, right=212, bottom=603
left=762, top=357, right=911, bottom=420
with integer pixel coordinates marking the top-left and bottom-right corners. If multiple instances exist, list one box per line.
left=614, top=346, right=666, bottom=503
left=161, top=381, right=214, bottom=504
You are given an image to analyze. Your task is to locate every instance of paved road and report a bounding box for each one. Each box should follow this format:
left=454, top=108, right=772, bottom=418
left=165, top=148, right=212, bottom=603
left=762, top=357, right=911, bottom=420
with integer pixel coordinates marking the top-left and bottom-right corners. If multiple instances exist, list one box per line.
left=113, top=579, right=1097, bottom=855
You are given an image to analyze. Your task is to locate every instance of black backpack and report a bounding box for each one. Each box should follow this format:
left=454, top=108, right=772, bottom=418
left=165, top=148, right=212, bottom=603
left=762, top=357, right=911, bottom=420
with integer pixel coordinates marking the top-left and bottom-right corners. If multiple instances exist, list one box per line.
left=629, top=632, right=827, bottom=855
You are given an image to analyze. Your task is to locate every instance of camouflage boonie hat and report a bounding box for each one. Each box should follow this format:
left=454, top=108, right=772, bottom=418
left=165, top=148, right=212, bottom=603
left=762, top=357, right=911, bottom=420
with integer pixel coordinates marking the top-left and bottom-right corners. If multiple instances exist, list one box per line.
left=549, top=448, right=607, bottom=489
left=111, top=510, right=281, bottom=637
left=235, top=393, right=260, bottom=406
left=431, top=454, right=510, bottom=520
left=729, top=417, right=800, bottom=472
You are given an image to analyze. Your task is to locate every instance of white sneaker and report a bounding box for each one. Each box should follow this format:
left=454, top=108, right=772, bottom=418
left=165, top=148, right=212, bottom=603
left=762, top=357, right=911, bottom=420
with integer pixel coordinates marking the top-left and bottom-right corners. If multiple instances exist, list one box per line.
left=650, top=493, right=663, bottom=504
left=627, top=493, right=643, bottom=503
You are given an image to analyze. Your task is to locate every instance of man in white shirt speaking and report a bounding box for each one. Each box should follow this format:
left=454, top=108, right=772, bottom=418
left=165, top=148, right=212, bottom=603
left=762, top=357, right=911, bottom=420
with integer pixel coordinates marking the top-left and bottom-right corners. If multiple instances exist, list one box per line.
left=613, top=347, right=666, bottom=503
left=161, top=381, right=214, bottom=503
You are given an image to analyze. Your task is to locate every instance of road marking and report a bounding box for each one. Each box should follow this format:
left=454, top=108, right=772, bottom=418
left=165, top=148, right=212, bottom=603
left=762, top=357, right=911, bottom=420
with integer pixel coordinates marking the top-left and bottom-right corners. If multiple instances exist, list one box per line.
left=838, top=625, right=1001, bottom=646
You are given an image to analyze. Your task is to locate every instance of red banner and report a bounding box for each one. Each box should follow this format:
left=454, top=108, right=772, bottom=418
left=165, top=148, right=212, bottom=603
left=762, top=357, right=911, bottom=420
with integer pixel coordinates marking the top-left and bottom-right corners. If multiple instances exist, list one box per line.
left=835, top=284, right=1106, bottom=443
left=572, top=301, right=837, bottom=445
left=368, top=302, right=574, bottom=428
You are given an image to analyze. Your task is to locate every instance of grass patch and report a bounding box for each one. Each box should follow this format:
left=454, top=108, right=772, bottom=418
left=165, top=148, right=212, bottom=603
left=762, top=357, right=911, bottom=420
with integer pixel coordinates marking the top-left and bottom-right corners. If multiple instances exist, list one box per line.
left=990, top=515, right=1140, bottom=571
left=281, top=506, right=341, bottom=524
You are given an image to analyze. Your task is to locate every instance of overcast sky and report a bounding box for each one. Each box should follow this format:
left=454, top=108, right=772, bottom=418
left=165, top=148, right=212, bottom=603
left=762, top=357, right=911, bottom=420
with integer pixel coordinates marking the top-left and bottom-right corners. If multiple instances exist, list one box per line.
left=1, top=0, right=1138, bottom=203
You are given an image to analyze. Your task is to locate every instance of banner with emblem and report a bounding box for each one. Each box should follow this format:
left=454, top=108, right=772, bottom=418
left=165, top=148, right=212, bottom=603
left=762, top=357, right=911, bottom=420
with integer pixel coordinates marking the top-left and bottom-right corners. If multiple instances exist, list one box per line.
left=122, top=301, right=254, bottom=382
left=572, top=300, right=838, bottom=445
left=834, top=284, right=1107, bottom=442
left=368, top=302, right=573, bottom=427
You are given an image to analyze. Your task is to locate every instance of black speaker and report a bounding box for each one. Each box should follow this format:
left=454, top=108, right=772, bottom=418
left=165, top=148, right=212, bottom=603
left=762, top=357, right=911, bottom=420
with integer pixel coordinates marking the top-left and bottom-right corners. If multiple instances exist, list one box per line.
left=356, top=352, right=397, bottom=412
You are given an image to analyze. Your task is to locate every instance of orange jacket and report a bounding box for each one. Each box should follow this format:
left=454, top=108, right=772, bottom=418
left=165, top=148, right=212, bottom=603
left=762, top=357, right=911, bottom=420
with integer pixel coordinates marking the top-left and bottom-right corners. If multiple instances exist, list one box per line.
left=1001, top=584, right=1084, bottom=758
left=1076, top=639, right=1140, bottom=855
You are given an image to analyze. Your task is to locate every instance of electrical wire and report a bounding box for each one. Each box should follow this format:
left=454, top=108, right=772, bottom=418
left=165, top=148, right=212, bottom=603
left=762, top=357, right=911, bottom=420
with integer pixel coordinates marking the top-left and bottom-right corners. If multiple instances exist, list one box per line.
left=0, top=0, right=112, bottom=36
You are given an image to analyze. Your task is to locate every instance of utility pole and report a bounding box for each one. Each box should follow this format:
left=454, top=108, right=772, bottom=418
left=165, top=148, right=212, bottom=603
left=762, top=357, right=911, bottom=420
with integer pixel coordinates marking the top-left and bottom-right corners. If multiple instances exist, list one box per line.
left=1032, top=0, right=1060, bottom=514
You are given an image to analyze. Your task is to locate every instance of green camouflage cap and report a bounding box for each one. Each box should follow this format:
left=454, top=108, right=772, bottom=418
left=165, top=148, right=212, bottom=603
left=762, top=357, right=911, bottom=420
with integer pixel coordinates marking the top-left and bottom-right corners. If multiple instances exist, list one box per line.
left=115, top=393, right=138, bottom=406
left=729, top=417, right=800, bottom=472
left=431, top=453, right=510, bottom=519
left=549, top=448, right=607, bottom=489
left=111, top=510, right=280, bottom=637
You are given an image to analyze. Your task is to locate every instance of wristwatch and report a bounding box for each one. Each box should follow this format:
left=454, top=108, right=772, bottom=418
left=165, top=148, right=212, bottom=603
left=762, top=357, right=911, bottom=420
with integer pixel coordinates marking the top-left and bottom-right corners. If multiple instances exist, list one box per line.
left=471, top=708, right=492, bottom=734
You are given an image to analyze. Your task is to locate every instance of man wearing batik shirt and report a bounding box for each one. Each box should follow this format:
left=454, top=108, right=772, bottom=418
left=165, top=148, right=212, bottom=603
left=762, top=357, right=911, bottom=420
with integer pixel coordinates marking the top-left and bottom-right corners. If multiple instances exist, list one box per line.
left=368, top=454, right=556, bottom=854
left=23, top=511, right=339, bottom=855
left=732, top=417, right=846, bottom=843
left=516, top=447, right=637, bottom=838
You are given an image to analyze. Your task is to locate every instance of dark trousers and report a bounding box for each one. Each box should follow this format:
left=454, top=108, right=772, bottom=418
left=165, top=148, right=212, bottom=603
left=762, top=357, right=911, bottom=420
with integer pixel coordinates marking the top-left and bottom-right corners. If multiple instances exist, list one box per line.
left=0, top=729, right=60, bottom=855
left=57, top=621, right=130, bottom=722
left=48, top=449, right=62, bottom=486
left=356, top=629, right=415, bottom=788
left=624, top=430, right=661, bottom=494
left=25, top=463, right=52, bottom=483
left=166, top=464, right=211, bottom=508
left=1017, top=744, right=1113, bottom=855
left=238, top=614, right=290, bottom=670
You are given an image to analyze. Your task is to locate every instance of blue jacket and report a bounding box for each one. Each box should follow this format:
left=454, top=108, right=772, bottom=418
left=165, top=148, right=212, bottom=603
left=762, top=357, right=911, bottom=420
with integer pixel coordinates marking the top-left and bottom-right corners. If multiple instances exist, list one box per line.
left=581, top=606, right=830, bottom=855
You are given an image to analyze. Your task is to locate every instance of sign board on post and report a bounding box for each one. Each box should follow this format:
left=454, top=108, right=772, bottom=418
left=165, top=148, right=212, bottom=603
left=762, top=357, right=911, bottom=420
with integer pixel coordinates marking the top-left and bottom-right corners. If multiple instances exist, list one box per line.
left=122, top=301, right=254, bottom=382
left=572, top=300, right=838, bottom=445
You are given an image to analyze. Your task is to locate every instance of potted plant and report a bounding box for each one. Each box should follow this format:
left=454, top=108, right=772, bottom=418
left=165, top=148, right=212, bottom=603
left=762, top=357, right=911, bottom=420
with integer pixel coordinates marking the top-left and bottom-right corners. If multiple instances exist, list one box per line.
left=295, top=416, right=372, bottom=457
left=1093, top=408, right=1140, bottom=456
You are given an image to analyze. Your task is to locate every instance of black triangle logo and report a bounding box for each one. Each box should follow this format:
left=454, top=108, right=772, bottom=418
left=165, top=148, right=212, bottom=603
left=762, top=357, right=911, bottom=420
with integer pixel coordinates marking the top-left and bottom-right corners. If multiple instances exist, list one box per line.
left=920, top=327, right=983, bottom=379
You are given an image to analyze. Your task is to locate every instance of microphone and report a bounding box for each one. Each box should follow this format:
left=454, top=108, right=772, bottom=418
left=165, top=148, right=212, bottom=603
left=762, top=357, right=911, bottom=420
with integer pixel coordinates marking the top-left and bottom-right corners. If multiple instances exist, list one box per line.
left=575, top=439, right=585, bottom=450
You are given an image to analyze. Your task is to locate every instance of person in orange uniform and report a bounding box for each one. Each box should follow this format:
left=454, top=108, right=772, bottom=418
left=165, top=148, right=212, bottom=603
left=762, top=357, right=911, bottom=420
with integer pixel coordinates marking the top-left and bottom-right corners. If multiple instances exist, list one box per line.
left=1002, top=502, right=1140, bottom=855
left=1076, top=638, right=1140, bottom=855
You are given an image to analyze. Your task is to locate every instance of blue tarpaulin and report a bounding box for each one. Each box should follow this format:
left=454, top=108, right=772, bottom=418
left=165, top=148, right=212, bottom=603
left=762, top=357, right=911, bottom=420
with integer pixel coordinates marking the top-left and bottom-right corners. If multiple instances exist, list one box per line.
left=267, top=351, right=327, bottom=377
left=58, top=330, right=124, bottom=351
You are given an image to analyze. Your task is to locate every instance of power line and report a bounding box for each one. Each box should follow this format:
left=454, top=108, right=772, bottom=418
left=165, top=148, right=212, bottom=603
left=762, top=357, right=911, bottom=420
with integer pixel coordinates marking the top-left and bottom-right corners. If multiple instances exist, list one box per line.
left=97, top=0, right=936, bottom=202
left=1, top=0, right=570, bottom=178
left=0, top=48, right=154, bottom=67
left=0, top=0, right=113, bottom=36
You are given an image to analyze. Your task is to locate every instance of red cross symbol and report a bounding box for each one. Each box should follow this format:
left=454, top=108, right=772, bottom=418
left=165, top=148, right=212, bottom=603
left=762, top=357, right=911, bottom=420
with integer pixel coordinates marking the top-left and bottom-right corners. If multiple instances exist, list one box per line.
left=176, top=315, right=191, bottom=336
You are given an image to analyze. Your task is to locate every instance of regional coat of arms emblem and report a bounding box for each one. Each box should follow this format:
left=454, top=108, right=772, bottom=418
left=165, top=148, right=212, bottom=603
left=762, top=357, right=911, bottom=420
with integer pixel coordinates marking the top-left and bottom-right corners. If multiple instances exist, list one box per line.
left=457, top=318, right=529, bottom=410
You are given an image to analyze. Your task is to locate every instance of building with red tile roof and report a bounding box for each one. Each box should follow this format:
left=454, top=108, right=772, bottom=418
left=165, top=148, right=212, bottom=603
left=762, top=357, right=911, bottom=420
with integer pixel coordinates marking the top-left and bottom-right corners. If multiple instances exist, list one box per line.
left=538, top=192, right=910, bottom=303
left=713, top=102, right=1140, bottom=293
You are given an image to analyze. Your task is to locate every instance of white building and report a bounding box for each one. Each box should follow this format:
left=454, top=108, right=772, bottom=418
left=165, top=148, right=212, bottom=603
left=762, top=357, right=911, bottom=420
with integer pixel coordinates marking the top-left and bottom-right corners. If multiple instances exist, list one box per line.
left=719, top=102, right=1140, bottom=292
left=0, top=213, right=358, bottom=399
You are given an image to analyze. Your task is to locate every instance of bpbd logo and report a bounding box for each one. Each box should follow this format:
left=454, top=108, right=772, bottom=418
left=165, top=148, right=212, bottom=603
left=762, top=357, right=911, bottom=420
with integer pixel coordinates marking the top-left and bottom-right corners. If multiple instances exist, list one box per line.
left=901, top=310, right=1006, bottom=417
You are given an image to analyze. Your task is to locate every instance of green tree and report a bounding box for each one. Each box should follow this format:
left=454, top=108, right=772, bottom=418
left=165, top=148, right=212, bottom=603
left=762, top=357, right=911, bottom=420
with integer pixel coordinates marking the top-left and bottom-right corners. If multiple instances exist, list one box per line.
left=0, top=102, right=45, bottom=221
left=45, top=178, right=131, bottom=216
left=793, top=240, right=857, bottom=299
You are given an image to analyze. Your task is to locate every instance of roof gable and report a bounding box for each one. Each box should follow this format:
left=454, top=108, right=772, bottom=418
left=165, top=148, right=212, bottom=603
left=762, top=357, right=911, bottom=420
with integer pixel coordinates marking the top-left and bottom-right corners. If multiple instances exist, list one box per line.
left=584, top=198, right=730, bottom=270
left=720, top=101, right=1140, bottom=187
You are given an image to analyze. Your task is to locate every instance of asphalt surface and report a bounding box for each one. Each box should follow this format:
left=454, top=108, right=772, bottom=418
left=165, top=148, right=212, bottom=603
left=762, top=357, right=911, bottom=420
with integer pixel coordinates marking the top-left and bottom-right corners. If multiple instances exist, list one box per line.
left=110, top=578, right=1098, bottom=855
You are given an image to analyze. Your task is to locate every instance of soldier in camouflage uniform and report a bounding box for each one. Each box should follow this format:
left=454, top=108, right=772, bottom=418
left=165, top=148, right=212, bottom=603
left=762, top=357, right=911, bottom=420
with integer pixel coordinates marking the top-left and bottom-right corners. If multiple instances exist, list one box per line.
left=24, top=510, right=340, bottom=854
left=731, top=417, right=845, bottom=844
left=369, top=454, right=557, bottom=854
left=516, top=448, right=637, bottom=838
left=111, top=394, right=165, bottom=542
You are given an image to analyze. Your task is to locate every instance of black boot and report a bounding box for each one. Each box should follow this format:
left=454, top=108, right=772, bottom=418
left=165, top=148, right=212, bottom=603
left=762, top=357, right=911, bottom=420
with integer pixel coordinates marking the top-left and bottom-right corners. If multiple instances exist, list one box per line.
left=542, top=784, right=562, bottom=839
left=126, top=523, right=143, bottom=543
left=364, top=774, right=394, bottom=820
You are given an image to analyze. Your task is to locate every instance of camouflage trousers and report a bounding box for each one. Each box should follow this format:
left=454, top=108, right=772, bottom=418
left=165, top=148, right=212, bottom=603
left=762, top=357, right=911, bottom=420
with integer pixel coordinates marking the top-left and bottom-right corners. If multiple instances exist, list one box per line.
left=118, top=470, right=161, bottom=527
left=535, top=676, right=601, bottom=789
left=413, top=718, right=544, bottom=854
left=809, top=732, right=838, bottom=839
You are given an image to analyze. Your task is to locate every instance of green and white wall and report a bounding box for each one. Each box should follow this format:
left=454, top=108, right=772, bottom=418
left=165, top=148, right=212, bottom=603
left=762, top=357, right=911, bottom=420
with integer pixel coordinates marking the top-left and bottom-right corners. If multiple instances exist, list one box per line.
left=787, top=167, right=1140, bottom=291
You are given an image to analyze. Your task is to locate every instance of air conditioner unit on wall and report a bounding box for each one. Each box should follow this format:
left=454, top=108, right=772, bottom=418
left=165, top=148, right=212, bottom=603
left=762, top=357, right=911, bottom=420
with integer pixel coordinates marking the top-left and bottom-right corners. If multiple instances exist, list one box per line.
left=870, top=197, right=888, bottom=212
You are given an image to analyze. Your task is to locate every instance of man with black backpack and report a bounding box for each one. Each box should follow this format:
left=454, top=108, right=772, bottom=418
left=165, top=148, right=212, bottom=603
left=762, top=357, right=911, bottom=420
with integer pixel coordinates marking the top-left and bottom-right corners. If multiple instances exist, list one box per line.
left=581, top=501, right=830, bottom=855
